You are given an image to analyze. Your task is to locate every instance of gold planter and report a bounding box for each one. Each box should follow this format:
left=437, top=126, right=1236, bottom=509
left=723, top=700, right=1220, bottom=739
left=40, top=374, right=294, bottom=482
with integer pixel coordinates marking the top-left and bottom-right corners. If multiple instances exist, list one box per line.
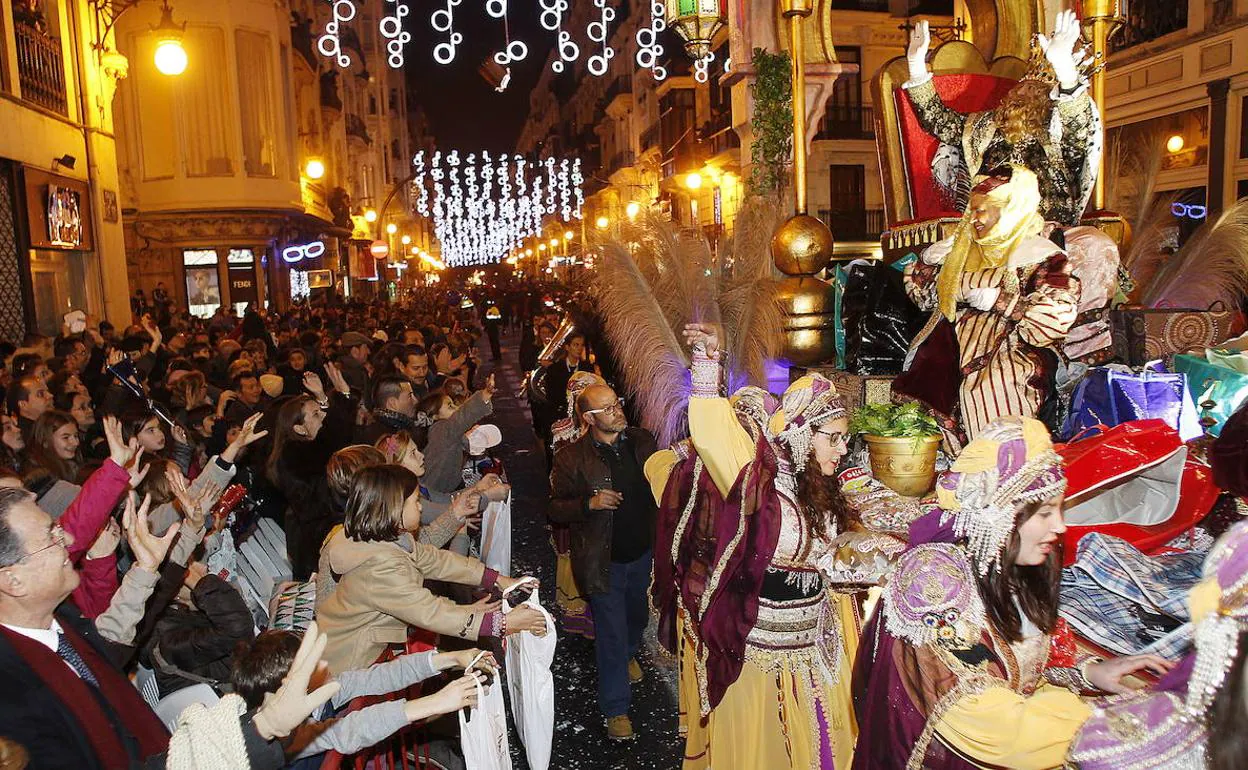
left=863, top=435, right=942, bottom=497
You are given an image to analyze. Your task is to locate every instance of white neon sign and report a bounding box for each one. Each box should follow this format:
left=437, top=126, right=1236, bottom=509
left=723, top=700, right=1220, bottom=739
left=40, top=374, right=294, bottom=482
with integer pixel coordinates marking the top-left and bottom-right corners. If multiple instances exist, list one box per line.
left=282, top=241, right=326, bottom=263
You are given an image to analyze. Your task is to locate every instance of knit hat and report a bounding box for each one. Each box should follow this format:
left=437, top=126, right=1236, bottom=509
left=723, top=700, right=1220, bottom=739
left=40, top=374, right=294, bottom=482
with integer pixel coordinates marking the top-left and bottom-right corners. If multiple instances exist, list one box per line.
left=765, top=374, right=846, bottom=473
left=936, top=416, right=1066, bottom=574
left=259, top=374, right=284, bottom=399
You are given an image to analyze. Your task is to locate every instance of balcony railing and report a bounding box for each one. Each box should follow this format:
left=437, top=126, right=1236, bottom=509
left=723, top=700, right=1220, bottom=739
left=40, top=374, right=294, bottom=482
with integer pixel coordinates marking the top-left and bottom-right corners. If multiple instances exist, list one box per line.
left=1111, top=4, right=1188, bottom=53
left=320, top=73, right=343, bottom=111
left=605, top=150, right=636, bottom=176
left=641, top=121, right=662, bottom=152
left=816, top=104, right=874, bottom=141
left=15, top=19, right=68, bottom=115
left=601, top=75, right=633, bottom=110
left=818, top=208, right=886, bottom=242
left=291, top=14, right=317, bottom=69
left=705, top=124, right=741, bottom=157
left=346, top=113, right=372, bottom=144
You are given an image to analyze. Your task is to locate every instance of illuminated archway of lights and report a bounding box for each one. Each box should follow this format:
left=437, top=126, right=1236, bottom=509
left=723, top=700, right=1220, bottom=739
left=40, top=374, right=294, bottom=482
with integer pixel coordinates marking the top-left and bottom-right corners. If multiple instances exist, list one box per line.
left=410, top=150, right=583, bottom=267
left=312, top=0, right=711, bottom=78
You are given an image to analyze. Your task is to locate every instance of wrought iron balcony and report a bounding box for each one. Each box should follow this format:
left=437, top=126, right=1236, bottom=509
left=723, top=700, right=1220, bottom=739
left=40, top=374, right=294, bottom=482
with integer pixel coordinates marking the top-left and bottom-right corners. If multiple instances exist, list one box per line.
left=15, top=18, right=68, bottom=116
left=320, top=73, right=343, bottom=111
left=641, top=121, right=662, bottom=153
left=704, top=124, right=740, bottom=158
left=290, top=13, right=317, bottom=69
left=1111, top=4, right=1188, bottom=53
left=818, top=207, right=886, bottom=242
left=816, top=104, right=874, bottom=141
left=605, top=150, right=636, bottom=176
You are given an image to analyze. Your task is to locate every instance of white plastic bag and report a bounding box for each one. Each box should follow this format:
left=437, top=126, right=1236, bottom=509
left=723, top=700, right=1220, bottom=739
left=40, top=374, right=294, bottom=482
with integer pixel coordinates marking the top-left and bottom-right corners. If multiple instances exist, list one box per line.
left=479, top=492, right=512, bottom=575
left=458, top=653, right=512, bottom=770
left=503, top=580, right=556, bottom=770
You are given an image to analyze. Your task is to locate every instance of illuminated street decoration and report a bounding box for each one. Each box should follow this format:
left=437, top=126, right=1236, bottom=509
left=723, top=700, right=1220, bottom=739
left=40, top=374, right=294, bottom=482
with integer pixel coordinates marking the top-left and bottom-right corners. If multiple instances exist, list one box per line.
left=410, top=150, right=584, bottom=267
left=693, top=51, right=714, bottom=83
left=431, top=0, right=463, bottom=64
left=282, top=241, right=327, bottom=263
left=379, top=0, right=411, bottom=69
left=291, top=269, right=311, bottom=299
left=586, top=0, right=616, bottom=76
left=665, top=0, right=727, bottom=61
left=635, top=1, right=668, bottom=81
left=317, top=0, right=356, bottom=67
left=539, top=0, right=579, bottom=73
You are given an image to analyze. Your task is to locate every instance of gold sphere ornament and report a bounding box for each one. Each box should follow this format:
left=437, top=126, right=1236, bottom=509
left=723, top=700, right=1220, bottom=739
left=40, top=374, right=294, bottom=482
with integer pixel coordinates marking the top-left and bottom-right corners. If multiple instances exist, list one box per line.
left=776, top=275, right=837, bottom=366
left=770, top=214, right=835, bottom=276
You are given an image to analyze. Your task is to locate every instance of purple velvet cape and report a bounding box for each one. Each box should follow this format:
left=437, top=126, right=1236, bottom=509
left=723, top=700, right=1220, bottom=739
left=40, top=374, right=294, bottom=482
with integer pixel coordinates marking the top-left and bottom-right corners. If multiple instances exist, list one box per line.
left=653, top=430, right=783, bottom=711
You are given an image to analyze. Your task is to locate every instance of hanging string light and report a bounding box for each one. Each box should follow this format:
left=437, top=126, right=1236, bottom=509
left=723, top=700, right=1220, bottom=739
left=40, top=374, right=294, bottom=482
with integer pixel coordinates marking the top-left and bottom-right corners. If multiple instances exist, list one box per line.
left=635, top=1, right=667, bottom=81
left=317, top=0, right=356, bottom=67
left=586, top=0, right=616, bottom=76
left=379, top=0, right=410, bottom=68
left=693, top=51, right=714, bottom=83
left=411, top=151, right=583, bottom=267
left=431, top=0, right=463, bottom=64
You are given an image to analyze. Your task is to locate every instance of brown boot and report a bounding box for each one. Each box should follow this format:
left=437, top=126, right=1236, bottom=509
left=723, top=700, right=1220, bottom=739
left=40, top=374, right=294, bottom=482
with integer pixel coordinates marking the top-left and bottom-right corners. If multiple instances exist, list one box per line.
left=606, top=715, right=635, bottom=741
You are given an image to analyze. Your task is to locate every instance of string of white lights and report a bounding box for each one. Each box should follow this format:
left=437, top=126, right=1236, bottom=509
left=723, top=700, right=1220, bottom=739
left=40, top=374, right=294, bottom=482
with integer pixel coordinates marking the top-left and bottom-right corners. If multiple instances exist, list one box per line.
left=586, top=0, right=616, bottom=76
left=411, top=150, right=583, bottom=266
left=431, top=0, right=463, bottom=65
left=634, top=0, right=667, bottom=81
left=316, top=0, right=356, bottom=68
left=379, top=0, right=410, bottom=69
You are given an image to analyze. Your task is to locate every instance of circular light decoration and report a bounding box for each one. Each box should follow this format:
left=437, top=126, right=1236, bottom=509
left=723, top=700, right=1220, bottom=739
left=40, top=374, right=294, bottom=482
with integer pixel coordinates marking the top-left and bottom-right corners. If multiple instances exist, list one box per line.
left=693, top=51, right=714, bottom=84
left=410, top=151, right=584, bottom=267
left=665, top=0, right=727, bottom=61
left=379, top=0, right=411, bottom=69
left=540, top=0, right=579, bottom=73
left=635, top=1, right=667, bottom=81
left=431, top=0, right=463, bottom=65
left=318, top=0, right=357, bottom=67
left=586, top=0, right=617, bottom=77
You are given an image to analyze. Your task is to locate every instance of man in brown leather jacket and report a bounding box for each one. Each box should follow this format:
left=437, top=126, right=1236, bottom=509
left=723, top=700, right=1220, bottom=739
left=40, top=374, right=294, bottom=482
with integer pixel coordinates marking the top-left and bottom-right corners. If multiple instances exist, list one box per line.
left=548, top=383, right=656, bottom=742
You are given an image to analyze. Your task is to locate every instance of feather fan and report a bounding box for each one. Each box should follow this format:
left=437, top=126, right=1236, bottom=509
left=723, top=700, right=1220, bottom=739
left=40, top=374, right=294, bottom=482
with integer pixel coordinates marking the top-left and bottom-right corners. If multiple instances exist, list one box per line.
left=1143, top=198, right=1248, bottom=312
left=594, top=240, right=693, bottom=447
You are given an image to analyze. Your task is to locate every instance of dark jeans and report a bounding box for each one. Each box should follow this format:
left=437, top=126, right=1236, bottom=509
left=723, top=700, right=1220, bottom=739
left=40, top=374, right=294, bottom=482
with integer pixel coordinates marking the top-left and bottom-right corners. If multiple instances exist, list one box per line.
left=587, top=549, right=653, bottom=718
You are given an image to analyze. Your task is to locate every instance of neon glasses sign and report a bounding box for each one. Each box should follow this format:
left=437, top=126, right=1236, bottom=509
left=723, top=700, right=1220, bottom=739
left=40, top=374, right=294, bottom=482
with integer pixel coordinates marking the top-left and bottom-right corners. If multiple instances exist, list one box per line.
left=282, top=241, right=326, bottom=263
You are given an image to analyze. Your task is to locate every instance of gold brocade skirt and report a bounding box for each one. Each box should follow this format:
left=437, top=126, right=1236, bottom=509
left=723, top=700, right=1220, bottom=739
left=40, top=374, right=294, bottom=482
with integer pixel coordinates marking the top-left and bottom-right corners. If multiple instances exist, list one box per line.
left=551, top=529, right=594, bottom=638
left=677, top=592, right=860, bottom=770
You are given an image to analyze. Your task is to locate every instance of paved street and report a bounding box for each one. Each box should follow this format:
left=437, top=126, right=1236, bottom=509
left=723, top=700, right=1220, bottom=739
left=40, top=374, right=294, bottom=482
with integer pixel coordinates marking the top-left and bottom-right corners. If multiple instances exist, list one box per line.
left=485, top=335, right=683, bottom=770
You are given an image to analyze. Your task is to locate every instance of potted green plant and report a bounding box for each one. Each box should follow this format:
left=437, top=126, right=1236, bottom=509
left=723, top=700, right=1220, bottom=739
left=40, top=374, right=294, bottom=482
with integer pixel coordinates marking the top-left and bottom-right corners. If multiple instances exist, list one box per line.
left=848, top=403, right=943, bottom=497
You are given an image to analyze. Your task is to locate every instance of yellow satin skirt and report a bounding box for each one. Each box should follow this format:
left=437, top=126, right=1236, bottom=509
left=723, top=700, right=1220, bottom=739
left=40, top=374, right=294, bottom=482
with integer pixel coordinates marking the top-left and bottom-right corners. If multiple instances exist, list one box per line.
left=677, top=594, right=859, bottom=770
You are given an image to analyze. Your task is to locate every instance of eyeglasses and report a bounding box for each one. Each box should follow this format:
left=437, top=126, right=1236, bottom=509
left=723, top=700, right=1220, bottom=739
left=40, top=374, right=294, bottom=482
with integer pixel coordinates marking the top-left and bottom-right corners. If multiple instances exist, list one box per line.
left=16, top=523, right=67, bottom=563
left=584, top=398, right=625, bottom=417
left=1171, top=202, right=1208, bottom=220
left=815, top=429, right=848, bottom=445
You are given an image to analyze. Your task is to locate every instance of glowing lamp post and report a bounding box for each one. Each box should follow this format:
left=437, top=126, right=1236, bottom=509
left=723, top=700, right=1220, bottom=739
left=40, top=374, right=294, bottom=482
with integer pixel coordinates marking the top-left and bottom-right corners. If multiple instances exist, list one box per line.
left=151, top=0, right=187, bottom=75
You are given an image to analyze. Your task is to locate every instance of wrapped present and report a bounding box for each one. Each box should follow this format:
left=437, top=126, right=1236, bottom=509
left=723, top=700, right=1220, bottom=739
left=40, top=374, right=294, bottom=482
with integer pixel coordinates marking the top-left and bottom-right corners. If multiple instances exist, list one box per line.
left=1173, top=351, right=1248, bottom=437
left=1056, top=420, right=1219, bottom=566
left=840, top=261, right=927, bottom=376
left=1110, top=306, right=1242, bottom=366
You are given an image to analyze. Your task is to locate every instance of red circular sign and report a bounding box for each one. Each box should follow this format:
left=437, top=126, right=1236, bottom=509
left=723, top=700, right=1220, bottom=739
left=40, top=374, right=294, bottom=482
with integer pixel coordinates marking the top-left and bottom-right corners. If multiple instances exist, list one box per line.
left=369, top=240, right=390, bottom=260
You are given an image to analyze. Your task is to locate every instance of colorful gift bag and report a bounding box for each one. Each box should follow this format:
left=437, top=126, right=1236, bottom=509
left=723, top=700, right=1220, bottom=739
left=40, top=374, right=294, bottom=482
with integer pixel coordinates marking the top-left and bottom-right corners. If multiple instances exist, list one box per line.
left=1061, top=365, right=1202, bottom=442
left=1173, top=352, right=1248, bottom=437
left=840, top=260, right=927, bottom=376
left=1110, top=306, right=1242, bottom=366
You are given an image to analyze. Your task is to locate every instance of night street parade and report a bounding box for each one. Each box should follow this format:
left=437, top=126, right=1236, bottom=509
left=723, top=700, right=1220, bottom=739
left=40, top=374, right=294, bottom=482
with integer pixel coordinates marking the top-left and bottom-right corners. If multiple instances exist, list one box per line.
left=3, top=0, right=1248, bottom=768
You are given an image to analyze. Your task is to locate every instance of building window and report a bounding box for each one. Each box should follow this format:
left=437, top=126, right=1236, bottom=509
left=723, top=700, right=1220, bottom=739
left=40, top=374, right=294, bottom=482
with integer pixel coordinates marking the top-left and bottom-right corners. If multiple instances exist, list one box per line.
left=817, top=47, right=872, bottom=140
left=237, top=30, right=278, bottom=178
left=183, top=249, right=221, bottom=318
left=1240, top=95, right=1248, bottom=159
left=226, top=249, right=258, bottom=314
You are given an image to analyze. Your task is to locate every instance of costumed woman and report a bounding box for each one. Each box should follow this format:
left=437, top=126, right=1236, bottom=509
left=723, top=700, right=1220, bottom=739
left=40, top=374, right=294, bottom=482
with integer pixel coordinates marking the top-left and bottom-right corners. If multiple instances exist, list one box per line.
left=904, top=11, right=1098, bottom=225
left=549, top=369, right=607, bottom=639
left=645, top=323, right=863, bottom=770
left=1066, top=520, right=1248, bottom=769
left=852, top=416, right=1172, bottom=770
left=898, top=166, right=1081, bottom=445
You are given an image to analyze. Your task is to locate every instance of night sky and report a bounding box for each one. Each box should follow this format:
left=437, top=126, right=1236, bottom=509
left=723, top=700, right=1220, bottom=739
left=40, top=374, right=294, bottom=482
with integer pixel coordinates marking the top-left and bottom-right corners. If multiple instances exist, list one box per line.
left=406, top=5, right=557, bottom=153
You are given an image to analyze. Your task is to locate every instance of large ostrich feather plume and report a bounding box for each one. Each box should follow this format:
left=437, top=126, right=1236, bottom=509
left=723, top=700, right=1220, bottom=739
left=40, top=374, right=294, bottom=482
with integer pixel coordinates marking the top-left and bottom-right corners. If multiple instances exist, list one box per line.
left=592, top=198, right=785, bottom=447
left=1143, top=198, right=1248, bottom=312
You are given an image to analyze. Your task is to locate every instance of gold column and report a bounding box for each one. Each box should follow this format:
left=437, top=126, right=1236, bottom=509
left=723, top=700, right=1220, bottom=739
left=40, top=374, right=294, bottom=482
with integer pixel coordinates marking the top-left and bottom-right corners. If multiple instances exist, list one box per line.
left=771, top=0, right=837, bottom=366
left=1081, top=0, right=1127, bottom=212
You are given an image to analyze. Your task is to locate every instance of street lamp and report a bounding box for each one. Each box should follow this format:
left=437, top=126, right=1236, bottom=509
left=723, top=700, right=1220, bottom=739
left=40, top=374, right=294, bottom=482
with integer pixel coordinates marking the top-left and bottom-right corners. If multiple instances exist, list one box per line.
left=386, top=223, right=398, bottom=235
left=401, top=235, right=412, bottom=245
left=1166, top=134, right=1186, bottom=154
left=151, top=1, right=188, bottom=76
left=549, top=238, right=559, bottom=249
left=625, top=201, right=641, bottom=219
left=595, top=215, right=610, bottom=230
left=564, top=230, right=574, bottom=241
left=364, top=209, right=378, bottom=223
left=304, top=158, right=326, bottom=180
left=684, top=171, right=704, bottom=191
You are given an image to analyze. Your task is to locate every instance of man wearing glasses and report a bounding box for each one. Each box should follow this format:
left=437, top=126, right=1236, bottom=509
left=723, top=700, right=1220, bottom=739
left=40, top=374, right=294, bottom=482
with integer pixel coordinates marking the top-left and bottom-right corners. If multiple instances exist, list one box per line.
left=548, top=384, right=657, bottom=742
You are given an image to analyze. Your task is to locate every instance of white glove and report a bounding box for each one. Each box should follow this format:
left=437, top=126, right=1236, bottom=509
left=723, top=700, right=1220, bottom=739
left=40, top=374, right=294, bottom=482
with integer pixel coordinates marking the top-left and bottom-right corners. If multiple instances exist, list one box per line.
left=1038, top=10, right=1083, bottom=90
left=906, top=20, right=931, bottom=84
left=965, top=287, right=1001, bottom=312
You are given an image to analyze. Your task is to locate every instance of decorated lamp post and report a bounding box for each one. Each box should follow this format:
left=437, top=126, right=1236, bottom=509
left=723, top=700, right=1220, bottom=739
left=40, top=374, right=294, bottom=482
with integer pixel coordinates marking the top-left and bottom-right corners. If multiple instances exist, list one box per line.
left=1080, top=0, right=1127, bottom=212
left=771, top=0, right=837, bottom=366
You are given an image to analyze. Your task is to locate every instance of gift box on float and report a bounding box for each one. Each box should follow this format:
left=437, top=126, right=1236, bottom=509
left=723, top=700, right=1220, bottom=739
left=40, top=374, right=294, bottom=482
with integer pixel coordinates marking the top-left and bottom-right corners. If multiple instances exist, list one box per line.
left=1056, top=420, right=1219, bottom=566
left=1172, top=350, right=1248, bottom=438
left=1109, top=305, right=1244, bottom=367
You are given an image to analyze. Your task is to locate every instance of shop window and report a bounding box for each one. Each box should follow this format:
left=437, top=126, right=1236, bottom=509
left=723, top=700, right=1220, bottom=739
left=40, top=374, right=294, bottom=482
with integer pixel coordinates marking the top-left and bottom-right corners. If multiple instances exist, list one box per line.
left=183, top=249, right=221, bottom=318
left=227, top=248, right=258, bottom=314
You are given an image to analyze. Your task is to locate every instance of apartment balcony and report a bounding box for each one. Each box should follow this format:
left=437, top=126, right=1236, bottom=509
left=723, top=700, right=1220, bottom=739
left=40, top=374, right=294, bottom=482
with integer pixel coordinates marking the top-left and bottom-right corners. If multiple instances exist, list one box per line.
left=347, top=113, right=372, bottom=144
left=1111, top=4, right=1188, bottom=53
left=605, top=150, right=637, bottom=177
left=640, top=120, right=662, bottom=154
left=816, top=104, right=874, bottom=141
left=818, top=208, right=886, bottom=242
left=291, top=14, right=317, bottom=70
left=600, top=75, right=633, bottom=112
left=320, top=73, right=344, bottom=112
left=15, top=18, right=68, bottom=116
left=703, top=123, right=741, bottom=161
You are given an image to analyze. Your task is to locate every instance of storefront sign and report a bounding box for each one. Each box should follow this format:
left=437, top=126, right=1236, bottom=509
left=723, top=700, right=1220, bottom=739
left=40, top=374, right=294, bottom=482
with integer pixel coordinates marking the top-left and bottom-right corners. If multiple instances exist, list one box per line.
left=228, top=265, right=258, bottom=306
left=307, top=269, right=334, bottom=289
left=282, top=241, right=326, bottom=263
